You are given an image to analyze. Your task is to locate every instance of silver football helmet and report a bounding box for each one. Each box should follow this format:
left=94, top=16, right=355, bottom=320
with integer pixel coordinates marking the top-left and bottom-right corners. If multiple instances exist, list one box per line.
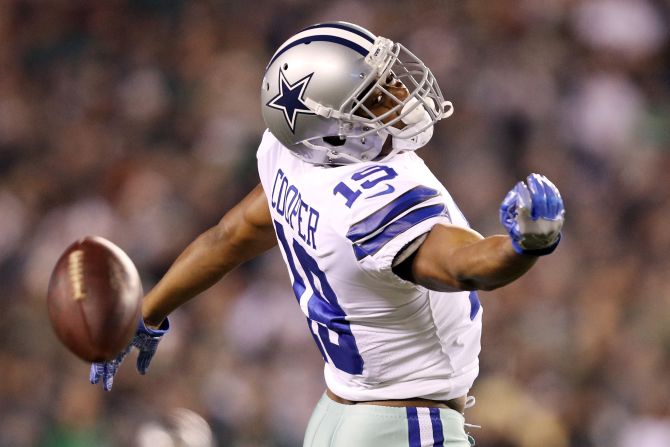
left=261, top=21, right=453, bottom=165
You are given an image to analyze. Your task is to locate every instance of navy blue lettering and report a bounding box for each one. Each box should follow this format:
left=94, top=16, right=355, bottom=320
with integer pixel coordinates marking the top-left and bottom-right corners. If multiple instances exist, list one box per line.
left=271, top=169, right=285, bottom=208
left=275, top=176, right=289, bottom=216
left=270, top=170, right=319, bottom=249
left=285, top=186, right=299, bottom=228
left=306, top=209, right=319, bottom=250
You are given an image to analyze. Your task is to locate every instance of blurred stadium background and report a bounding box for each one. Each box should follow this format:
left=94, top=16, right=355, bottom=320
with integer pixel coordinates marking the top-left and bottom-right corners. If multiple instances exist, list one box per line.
left=1, top=0, right=669, bottom=446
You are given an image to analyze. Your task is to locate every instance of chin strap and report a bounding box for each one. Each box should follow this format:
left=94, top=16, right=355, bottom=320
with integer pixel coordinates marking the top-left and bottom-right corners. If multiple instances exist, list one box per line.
left=304, top=97, right=347, bottom=120
left=388, top=98, right=454, bottom=152
left=301, top=139, right=360, bottom=163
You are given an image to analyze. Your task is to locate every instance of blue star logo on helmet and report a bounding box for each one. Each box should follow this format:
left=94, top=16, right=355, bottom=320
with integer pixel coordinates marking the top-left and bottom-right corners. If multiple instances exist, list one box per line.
left=266, top=71, right=315, bottom=133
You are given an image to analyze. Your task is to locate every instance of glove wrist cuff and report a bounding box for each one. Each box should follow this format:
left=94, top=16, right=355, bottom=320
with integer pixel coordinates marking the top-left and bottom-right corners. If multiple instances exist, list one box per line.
left=512, top=234, right=561, bottom=256
left=139, top=317, right=170, bottom=337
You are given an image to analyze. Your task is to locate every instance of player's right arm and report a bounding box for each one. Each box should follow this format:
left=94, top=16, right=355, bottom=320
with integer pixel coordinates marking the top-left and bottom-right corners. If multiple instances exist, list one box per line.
left=397, top=174, right=564, bottom=292
left=142, top=183, right=277, bottom=326
left=91, top=183, right=276, bottom=390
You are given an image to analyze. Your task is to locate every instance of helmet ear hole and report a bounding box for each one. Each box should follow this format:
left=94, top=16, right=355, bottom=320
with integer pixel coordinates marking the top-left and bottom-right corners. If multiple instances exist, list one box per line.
left=323, top=136, right=346, bottom=147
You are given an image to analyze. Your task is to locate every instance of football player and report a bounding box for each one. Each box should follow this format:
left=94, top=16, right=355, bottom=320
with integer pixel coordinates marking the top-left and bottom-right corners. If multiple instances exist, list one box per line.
left=90, top=22, right=565, bottom=447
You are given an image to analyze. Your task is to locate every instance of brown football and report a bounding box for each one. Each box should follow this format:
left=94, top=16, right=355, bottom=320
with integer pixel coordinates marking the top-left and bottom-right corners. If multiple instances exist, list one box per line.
left=47, top=236, right=142, bottom=362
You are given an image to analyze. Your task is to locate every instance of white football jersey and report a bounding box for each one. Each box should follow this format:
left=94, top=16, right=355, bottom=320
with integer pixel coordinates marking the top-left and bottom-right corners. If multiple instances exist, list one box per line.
left=257, top=130, right=482, bottom=401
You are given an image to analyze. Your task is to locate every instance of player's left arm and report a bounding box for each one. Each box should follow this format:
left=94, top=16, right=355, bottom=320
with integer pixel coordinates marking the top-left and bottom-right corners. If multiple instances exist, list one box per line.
left=397, top=174, right=564, bottom=292
left=141, top=183, right=277, bottom=326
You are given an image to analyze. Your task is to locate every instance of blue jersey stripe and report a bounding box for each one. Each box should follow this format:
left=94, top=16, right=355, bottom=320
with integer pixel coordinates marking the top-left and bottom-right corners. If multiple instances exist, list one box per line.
left=469, top=291, right=481, bottom=320
left=268, top=35, right=369, bottom=67
left=406, top=407, right=421, bottom=447
left=429, top=408, right=444, bottom=446
left=353, top=204, right=447, bottom=260
left=346, top=186, right=440, bottom=242
left=353, top=244, right=367, bottom=260
left=301, top=23, right=376, bottom=43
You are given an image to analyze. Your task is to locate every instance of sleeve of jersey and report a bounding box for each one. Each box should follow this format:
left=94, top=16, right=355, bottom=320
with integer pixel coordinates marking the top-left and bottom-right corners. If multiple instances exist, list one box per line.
left=345, top=183, right=451, bottom=278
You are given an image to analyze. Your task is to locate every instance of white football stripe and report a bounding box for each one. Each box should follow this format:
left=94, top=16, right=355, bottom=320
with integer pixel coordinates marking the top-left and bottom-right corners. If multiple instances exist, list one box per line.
left=417, top=407, right=434, bottom=446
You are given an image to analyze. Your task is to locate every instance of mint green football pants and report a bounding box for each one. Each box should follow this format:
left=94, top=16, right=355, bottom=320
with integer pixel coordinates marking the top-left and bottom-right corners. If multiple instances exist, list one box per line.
left=303, top=393, right=472, bottom=447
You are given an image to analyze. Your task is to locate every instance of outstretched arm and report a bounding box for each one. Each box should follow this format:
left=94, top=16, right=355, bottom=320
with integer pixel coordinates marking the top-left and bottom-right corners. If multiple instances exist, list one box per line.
left=142, top=183, right=277, bottom=326
left=397, top=174, right=564, bottom=292
left=404, top=225, right=536, bottom=291
left=91, top=183, right=276, bottom=390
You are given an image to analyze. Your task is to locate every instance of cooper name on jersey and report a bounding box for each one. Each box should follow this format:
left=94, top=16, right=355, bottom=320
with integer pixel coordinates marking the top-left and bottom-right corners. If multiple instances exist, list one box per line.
left=271, top=169, right=320, bottom=250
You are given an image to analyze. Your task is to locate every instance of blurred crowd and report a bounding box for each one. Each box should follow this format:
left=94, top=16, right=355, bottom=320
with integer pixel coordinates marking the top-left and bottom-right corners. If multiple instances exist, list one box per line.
left=0, top=0, right=669, bottom=446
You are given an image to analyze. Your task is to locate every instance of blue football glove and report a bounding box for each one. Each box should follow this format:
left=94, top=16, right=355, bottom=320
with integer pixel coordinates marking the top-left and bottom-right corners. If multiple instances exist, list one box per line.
left=500, top=173, right=565, bottom=255
left=89, top=317, right=169, bottom=391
